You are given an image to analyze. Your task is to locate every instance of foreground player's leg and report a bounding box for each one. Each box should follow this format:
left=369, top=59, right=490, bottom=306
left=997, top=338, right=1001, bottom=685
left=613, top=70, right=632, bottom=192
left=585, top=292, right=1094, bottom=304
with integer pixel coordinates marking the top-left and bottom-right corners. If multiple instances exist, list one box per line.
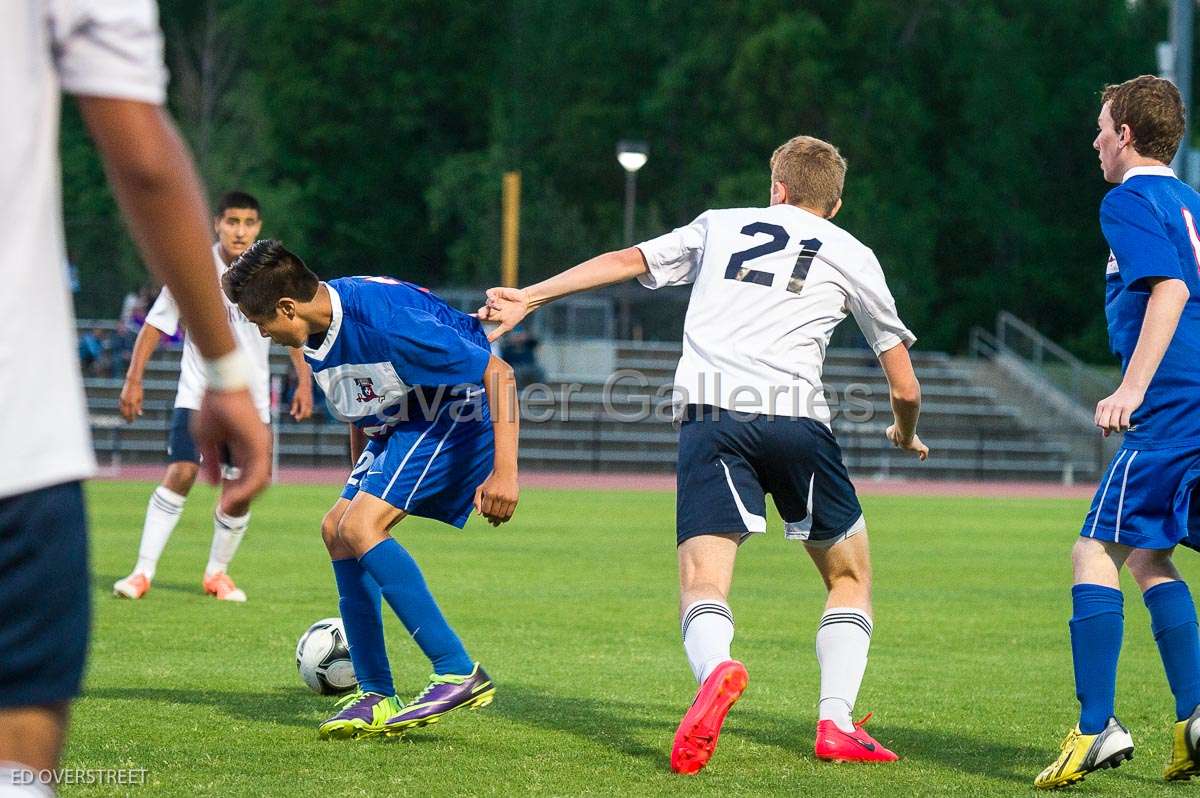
left=318, top=499, right=400, bottom=739
left=336, top=493, right=490, bottom=735
left=114, top=462, right=197, bottom=599
left=672, top=532, right=747, bottom=775
left=1036, top=538, right=1134, bottom=789
left=1128, top=549, right=1200, bottom=780
left=807, top=529, right=896, bottom=762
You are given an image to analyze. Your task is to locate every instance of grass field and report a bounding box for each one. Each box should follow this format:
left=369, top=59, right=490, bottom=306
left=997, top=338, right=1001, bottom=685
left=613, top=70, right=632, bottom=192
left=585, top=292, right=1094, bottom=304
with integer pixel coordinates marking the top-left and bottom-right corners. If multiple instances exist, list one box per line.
left=65, top=480, right=1200, bottom=796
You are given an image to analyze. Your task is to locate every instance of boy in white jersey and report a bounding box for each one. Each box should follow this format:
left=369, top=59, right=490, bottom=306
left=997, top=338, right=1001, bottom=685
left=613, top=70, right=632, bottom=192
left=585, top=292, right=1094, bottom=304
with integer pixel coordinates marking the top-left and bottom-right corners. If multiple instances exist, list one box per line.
left=480, top=135, right=928, bottom=773
left=112, top=192, right=313, bottom=603
left=1, top=1, right=270, bottom=790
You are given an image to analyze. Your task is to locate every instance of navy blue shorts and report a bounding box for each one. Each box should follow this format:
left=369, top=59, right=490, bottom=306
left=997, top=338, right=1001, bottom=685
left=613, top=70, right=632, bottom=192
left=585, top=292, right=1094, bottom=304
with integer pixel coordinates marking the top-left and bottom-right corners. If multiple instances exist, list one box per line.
left=167, top=407, right=232, bottom=467
left=676, top=405, right=864, bottom=546
left=1081, top=442, right=1200, bottom=550
left=0, top=481, right=89, bottom=707
left=340, top=390, right=494, bottom=528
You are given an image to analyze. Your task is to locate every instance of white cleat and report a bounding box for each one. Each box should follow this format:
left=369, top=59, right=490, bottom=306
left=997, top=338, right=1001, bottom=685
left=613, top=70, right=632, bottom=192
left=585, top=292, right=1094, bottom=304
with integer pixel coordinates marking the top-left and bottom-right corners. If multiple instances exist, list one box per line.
left=113, top=573, right=151, bottom=599
left=203, top=572, right=247, bottom=602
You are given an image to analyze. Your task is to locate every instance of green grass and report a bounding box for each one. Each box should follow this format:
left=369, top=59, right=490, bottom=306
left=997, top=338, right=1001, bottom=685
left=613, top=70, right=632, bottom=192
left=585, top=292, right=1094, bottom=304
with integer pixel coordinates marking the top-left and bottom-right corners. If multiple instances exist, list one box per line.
left=65, top=481, right=1200, bottom=796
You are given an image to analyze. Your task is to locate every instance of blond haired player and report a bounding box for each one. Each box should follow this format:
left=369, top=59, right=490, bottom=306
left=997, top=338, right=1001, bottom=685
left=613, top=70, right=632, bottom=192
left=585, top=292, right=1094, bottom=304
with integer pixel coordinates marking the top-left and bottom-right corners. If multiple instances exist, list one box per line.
left=480, top=135, right=927, bottom=773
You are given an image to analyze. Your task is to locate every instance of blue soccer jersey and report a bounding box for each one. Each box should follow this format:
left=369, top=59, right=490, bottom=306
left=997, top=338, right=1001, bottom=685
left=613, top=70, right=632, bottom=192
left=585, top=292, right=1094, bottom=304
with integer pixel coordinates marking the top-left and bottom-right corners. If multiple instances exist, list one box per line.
left=304, top=277, right=492, bottom=438
left=1102, top=165, right=1200, bottom=447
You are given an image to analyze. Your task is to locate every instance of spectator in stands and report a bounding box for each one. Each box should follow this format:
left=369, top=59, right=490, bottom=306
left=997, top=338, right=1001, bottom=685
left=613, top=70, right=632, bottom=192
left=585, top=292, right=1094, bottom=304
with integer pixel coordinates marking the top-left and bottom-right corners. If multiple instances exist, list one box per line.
left=500, top=323, right=545, bottom=386
left=77, top=328, right=104, bottom=375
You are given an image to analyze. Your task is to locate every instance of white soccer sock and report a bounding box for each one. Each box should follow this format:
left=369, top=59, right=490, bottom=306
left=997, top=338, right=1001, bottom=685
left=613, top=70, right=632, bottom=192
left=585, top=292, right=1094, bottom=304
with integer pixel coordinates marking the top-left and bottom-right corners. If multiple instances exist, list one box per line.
left=816, top=607, right=873, bottom=733
left=682, top=599, right=734, bottom=684
left=133, top=485, right=186, bottom=580
left=205, top=508, right=249, bottom=577
left=0, top=762, right=54, bottom=797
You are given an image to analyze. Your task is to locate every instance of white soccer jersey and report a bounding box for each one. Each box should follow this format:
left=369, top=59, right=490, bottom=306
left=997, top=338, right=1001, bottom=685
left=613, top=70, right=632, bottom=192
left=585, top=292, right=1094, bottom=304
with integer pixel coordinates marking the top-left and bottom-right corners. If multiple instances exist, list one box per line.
left=145, top=244, right=273, bottom=423
left=0, top=1, right=167, bottom=499
left=637, top=204, right=915, bottom=422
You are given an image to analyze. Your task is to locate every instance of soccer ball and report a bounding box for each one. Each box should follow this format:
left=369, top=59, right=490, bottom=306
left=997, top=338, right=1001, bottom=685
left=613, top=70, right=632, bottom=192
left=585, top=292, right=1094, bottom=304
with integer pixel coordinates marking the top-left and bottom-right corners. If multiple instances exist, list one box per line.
left=296, top=617, right=357, bottom=695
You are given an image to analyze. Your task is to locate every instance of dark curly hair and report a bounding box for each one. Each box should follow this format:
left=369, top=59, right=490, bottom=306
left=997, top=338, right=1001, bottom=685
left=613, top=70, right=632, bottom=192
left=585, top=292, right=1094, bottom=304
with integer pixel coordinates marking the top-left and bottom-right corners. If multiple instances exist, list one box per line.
left=222, top=239, right=319, bottom=318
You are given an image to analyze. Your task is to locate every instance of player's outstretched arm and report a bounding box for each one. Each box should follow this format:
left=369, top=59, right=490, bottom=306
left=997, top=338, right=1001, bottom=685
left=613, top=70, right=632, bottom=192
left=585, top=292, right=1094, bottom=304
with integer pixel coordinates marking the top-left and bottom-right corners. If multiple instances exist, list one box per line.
left=77, top=96, right=270, bottom=505
left=473, top=355, right=520, bottom=526
left=1095, top=276, right=1189, bottom=436
left=119, top=323, right=163, bottom=421
left=478, top=247, right=649, bottom=341
left=878, top=342, right=928, bottom=461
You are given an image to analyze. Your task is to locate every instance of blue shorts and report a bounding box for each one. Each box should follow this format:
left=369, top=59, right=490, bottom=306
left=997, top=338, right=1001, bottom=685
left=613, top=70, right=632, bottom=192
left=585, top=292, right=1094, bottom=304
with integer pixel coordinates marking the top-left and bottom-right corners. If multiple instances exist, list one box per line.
left=1081, top=442, right=1200, bottom=550
left=0, top=481, right=89, bottom=707
left=341, top=390, right=493, bottom=528
left=676, top=405, right=865, bottom=546
left=167, top=407, right=234, bottom=468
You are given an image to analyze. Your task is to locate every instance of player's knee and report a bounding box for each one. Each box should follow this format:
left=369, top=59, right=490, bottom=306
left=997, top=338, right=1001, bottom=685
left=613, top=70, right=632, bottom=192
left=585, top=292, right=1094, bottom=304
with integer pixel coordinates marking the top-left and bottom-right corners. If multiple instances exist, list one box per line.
left=163, top=462, right=198, bottom=494
left=320, top=510, right=341, bottom=551
left=1127, top=548, right=1179, bottom=589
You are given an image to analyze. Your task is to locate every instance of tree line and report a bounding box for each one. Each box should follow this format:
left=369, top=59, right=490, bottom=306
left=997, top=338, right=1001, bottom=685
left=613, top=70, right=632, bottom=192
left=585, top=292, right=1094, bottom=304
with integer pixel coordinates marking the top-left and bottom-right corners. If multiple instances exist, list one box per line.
left=61, top=0, right=1173, bottom=359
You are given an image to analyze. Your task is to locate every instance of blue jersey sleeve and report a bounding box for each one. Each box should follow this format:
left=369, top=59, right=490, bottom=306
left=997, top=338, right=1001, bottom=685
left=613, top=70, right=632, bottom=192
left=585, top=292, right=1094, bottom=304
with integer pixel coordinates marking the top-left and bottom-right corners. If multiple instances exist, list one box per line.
left=384, top=307, right=492, bottom=388
left=1101, top=189, right=1184, bottom=290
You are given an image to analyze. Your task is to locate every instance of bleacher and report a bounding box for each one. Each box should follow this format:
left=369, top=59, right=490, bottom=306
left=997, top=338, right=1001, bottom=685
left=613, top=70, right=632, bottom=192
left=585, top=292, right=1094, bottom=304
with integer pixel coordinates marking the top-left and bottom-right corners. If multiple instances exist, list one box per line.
left=82, top=325, right=1082, bottom=482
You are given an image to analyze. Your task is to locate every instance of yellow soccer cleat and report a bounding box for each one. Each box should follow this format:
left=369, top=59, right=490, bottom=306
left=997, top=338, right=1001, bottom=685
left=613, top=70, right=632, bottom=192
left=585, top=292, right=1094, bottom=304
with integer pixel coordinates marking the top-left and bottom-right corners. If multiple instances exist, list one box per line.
left=1035, top=717, right=1134, bottom=789
left=1165, top=705, right=1200, bottom=781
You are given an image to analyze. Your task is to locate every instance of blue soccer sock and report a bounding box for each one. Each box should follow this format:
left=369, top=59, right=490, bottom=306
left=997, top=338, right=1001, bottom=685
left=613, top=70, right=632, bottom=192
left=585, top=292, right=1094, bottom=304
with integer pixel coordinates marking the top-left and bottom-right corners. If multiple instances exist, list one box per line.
left=1070, top=583, right=1124, bottom=734
left=1144, top=580, right=1200, bottom=721
left=331, top=558, right=394, bottom=696
left=358, top=538, right=473, bottom=676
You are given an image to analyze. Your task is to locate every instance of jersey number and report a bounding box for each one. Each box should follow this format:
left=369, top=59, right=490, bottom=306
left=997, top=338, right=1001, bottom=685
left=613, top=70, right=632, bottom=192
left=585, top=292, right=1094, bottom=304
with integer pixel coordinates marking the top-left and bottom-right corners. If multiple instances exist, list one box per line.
left=346, top=449, right=377, bottom=488
left=723, top=222, right=823, bottom=295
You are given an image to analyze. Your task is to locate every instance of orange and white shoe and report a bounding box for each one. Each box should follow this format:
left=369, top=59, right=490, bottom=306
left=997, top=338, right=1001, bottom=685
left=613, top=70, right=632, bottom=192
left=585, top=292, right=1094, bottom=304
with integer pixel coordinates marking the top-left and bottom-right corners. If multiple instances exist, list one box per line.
left=202, top=571, right=247, bottom=603
left=815, top=712, right=899, bottom=763
left=113, top=572, right=151, bottom=599
left=670, top=660, right=749, bottom=774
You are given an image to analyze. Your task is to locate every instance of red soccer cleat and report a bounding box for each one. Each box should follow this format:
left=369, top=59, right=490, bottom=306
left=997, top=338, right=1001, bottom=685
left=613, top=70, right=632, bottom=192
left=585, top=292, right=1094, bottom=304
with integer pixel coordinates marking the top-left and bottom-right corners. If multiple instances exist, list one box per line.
left=670, top=660, right=749, bottom=775
left=814, top=712, right=899, bottom=762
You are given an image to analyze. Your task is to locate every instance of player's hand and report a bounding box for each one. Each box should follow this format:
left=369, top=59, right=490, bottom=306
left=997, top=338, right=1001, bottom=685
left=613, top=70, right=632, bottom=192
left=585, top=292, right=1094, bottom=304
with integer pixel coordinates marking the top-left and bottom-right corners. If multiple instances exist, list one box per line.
left=192, top=388, right=272, bottom=507
left=119, top=379, right=144, bottom=422
left=886, top=424, right=929, bottom=461
left=1095, top=384, right=1144, bottom=437
left=473, top=469, right=519, bottom=526
left=290, top=385, right=314, bottom=421
left=477, top=287, right=530, bottom=342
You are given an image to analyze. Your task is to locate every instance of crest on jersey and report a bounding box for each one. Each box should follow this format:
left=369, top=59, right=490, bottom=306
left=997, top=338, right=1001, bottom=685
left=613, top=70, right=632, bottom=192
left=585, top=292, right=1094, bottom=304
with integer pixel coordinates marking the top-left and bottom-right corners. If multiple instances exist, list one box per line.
left=1106, top=251, right=1119, bottom=275
left=354, top=378, right=381, bottom=403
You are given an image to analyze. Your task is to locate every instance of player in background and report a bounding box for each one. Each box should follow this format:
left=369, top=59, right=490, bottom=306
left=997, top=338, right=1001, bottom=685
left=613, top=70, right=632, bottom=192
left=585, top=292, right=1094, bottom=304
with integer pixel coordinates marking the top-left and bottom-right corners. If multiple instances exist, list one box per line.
left=112, top=192, right=312, bottom=603
left=1035, top=76, right=1200, bottom=789
left=222, top=241, right=519, bottom=739
left=480, top=135, right=927, bottom=773
left=1, top=2, right=270, bottom=793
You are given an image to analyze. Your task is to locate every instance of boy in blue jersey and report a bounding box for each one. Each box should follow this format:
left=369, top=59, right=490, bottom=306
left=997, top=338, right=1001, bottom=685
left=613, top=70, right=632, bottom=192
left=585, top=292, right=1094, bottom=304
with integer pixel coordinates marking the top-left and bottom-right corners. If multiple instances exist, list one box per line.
left=1037, top=76, right=1200, bottom=788
left=222, top=240, right=520, bottom=739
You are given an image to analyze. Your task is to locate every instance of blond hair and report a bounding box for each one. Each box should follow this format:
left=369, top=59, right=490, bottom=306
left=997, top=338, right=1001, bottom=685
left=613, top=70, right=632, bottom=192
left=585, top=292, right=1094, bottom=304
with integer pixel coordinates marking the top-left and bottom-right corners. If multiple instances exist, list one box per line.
left=769, top=135, right=847, bottom=216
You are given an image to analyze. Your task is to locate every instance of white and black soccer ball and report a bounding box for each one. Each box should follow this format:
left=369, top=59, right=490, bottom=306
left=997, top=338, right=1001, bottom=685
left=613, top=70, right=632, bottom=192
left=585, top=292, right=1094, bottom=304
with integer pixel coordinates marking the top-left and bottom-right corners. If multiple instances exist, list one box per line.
left=296, top=617, right=357, bottom=695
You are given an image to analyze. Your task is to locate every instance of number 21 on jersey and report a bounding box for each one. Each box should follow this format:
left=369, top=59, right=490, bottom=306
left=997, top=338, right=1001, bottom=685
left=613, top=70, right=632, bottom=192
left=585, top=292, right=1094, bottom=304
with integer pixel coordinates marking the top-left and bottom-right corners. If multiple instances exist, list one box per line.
left=723, top=222, right=823, bottom=295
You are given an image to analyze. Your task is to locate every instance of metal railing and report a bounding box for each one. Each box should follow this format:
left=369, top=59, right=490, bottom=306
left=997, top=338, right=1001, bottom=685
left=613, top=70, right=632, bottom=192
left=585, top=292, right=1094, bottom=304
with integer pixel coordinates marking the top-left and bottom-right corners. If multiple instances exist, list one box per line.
left=992, top=311, right=1113, bottom=408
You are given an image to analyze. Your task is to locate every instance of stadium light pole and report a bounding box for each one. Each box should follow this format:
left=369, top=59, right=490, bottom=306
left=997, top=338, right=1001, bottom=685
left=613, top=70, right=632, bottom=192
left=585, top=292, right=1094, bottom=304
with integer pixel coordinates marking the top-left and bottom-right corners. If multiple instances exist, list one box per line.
left=617, top=140, right=648, bottom=246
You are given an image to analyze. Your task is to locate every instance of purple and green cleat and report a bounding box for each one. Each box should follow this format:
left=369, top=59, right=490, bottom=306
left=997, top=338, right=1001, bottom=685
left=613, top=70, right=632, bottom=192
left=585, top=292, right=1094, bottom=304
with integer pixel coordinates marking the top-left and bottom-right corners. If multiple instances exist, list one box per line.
left=318, top=690, right=402, bottom=740
left=382, top=663, right=495, bottom=735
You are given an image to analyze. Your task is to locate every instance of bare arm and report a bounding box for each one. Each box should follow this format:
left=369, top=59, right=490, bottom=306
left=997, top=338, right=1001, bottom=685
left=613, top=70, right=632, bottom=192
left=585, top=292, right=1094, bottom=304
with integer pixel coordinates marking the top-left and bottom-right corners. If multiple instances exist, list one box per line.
left=1095, top=277, right=1190, bottom=435
left=473, top=355, right=520, bottom=525
left=77, top=98, right=235, bottom=360
left=78, top=96, right=269, bottom=506
left=479, top=247, right=649, bottom=340
left=287, top=348, right=314, bottom=421
left=349, top=425, right=367, bottom=464
left=878, top=342, right=928, bottom=460
left=118, top=323, right=163, bottom=421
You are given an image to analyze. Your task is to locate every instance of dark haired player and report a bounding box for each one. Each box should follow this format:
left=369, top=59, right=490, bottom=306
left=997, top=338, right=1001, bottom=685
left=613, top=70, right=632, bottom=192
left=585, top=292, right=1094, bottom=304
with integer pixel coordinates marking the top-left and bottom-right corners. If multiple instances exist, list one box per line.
left=223, top=240, right=519, bottom=738
left=2, top=2, right=270, bottom=792
left=1037, top=75, right=1200, bottom=789
left=113, top=192, right=313, bottom=603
